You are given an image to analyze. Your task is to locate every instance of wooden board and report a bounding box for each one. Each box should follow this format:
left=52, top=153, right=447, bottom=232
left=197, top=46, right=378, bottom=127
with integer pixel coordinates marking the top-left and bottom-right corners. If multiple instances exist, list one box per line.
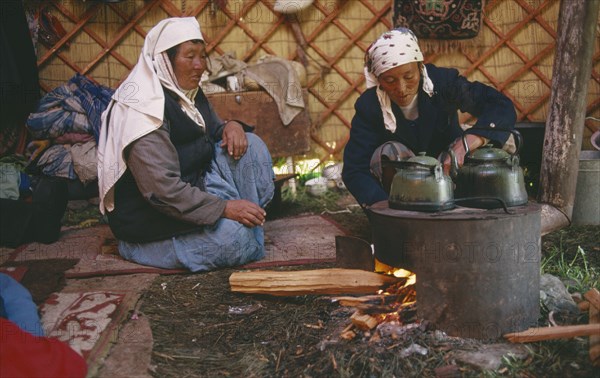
left=207, top=90, right=311, bottom=158
left=229, top=268, right=401, bottom=296
left=504, top=324, right=600, bottom=343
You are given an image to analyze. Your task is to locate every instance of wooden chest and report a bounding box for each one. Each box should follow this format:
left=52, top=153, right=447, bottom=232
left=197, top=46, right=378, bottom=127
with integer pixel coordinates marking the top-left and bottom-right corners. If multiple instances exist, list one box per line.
left=206, top=90, right=311, bottom=159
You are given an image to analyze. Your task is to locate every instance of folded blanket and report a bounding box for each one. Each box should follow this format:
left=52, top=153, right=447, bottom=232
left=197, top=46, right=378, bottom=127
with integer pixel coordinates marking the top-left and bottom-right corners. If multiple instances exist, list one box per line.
left=26, top=74, right=114, bottom=143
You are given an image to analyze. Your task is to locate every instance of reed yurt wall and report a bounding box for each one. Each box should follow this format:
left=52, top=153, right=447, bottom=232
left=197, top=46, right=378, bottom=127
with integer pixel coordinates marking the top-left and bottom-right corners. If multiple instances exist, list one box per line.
left=28, top=0, right=600, bottom=166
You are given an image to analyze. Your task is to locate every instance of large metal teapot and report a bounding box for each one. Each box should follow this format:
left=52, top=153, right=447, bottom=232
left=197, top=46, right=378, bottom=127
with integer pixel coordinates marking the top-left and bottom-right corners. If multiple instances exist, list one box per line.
left=386, top=152, right=454, bottom=212
left=450, top=129, right=528, bottom=209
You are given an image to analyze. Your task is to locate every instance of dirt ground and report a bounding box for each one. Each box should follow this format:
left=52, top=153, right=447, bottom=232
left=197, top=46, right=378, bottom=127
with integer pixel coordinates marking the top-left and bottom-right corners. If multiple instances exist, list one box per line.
left=138, top=191, right=600, bottom=378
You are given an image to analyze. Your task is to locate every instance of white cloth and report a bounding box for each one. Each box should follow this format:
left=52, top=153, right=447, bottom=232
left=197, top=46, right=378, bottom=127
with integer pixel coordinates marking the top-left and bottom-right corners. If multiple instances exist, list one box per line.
left=98, top=17, right=205, bottom=213
left=399, top=94, right=419, bottom=121
left=364, top=28, right=434, bottom=133
left=245, top=55, right=305, bottom=126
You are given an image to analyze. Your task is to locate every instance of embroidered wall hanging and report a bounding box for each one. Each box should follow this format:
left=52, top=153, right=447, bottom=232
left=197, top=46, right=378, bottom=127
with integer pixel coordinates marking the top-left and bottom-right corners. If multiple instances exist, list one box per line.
left=394, top=0, right=484, bottom=40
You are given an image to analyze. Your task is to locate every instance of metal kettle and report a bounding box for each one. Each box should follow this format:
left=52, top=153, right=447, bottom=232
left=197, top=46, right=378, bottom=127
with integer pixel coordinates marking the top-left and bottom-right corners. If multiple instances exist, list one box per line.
left=450, top=129, right=528, bottom=209
left=387, top=152, right=454, bottom=212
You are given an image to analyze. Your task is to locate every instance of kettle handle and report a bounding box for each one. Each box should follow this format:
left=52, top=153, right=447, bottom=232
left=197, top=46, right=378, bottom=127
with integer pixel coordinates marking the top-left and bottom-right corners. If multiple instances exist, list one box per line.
left=461, top=128, right=523, bottom=158
left=453, top=196, right=514, bottom=214
left=382, top=159, right=439, bottom=173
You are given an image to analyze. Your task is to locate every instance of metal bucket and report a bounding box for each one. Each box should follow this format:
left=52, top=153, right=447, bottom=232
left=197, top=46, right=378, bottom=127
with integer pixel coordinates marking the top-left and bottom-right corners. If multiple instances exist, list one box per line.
left=572, top=150, right=600, bottom=225
left=368, top=201, right=541, bottom=339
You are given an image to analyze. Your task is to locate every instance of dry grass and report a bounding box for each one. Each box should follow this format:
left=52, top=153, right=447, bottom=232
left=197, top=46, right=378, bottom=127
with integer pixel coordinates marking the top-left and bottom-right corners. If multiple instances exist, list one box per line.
left=140, top=188, right=600, bottom=377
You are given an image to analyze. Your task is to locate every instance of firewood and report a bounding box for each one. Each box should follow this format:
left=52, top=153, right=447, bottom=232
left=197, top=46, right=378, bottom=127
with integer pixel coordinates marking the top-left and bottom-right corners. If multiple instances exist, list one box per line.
left=353, top=303, right=396, bottom=314
left=578, top=301, right=590, bottom=312
left=332, top=285, right=416, bottom=307
left=350, top=311, right=378, bottom=330
left=332, top=295, right=394, bottom=307
left=590, top=299, right=600, bottom=366
left=340, top=329, right=356, bottom=340
left=229, top=268, right=402, bottom=296
left=584, top=288, right=600, bottom=311
left=504, top=324, right=600, bottom=343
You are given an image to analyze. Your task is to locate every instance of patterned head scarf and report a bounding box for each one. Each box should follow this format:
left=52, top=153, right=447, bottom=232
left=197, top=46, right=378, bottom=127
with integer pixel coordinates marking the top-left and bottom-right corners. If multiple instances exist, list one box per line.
left=364, top=27, right=434, bottom=133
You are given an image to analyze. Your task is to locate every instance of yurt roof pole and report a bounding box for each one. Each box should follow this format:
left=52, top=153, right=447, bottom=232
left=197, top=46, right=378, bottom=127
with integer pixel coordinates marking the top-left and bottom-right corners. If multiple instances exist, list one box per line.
left=539, top=0, right=600, bottom=235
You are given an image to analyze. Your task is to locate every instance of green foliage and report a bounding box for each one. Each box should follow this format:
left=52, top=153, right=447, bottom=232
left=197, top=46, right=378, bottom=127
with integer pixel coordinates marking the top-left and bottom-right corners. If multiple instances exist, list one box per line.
left=542, top=244, right=599, bottom=293
left=62, top=203, right=105, bottom=228
left=268, top=185, right=346, bottom=218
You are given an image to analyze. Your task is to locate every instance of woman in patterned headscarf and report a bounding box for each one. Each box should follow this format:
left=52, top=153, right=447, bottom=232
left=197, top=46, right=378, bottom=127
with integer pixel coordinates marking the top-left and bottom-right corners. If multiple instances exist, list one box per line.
left=342, top=27, right=517, bottom=208
left=97, top=17, right=274, bottom=271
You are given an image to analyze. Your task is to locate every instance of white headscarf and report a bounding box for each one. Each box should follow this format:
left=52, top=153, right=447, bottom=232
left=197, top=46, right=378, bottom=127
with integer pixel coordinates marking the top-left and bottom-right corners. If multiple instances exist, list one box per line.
left=364, top=28, right=434, bottom=133
left=97, top=17, right=205, bottom=213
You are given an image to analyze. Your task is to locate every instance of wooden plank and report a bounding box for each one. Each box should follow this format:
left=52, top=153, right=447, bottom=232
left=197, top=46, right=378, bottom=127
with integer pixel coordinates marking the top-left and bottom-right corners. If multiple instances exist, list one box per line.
left=207, top=90, right=311, bottom=158
left=229, top=268, right=402, bottom=296
left=504, top=324, right=600, bottom=343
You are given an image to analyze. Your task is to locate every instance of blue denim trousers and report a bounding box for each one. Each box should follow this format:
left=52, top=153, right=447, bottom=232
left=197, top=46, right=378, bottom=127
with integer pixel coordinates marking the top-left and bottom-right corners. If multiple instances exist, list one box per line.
left=118, top=133, right=275, bottom=272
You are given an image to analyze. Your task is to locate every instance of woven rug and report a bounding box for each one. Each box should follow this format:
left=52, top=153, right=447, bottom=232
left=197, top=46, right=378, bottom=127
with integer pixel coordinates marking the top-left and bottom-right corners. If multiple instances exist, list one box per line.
left=394, top=0, right=484, bottom=39
left=1, top=259, right=78, bottom=304
left=39, top=274, right=157, bottom=377
left=7, top=215, right=346, bottom=277
left=8, top=225, right=186, bottom=278
left=0, top=265, right=29, bottom=282
left=394, top=0, right=485, bottom=53
left=244, top=214, right=346, bottom=268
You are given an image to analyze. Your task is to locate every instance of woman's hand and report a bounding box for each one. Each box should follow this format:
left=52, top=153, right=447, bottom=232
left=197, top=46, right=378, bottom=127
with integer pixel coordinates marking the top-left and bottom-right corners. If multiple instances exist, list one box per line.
left=442, top=134, right=488, bottom=175
left=221, top=121, right=247, bottom=160
left=223, top=199, right=266, bottom=227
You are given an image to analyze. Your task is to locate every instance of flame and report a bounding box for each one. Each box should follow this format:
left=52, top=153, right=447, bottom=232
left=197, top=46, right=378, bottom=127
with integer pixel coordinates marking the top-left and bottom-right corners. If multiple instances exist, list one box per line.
left=374, top=259, right=416, bottom=283
left=370, top=259, right=417, bottom=325
left=404, top=274, right=416, bottom=287
left=339, top=261, right=419, bottom=337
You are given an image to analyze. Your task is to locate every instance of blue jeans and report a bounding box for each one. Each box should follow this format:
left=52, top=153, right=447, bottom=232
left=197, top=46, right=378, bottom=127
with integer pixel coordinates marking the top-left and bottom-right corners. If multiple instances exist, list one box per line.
left=118, top=133, right=275, bottom=272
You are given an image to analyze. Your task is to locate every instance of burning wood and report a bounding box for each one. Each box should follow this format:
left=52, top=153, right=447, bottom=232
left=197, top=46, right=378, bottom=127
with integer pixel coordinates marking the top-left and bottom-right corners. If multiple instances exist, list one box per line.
left=331, top=294, right=395, bottom=307
left=229, top=268, right=403, bottom=296
left=333, top=270, right=418, bottom=339
left=229, top=266, right=421, bottom=342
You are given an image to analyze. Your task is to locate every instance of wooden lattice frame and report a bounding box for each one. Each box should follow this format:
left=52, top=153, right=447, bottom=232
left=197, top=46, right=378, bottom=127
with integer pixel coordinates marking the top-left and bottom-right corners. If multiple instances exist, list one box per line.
left=36, top=0, right=600, bottom=166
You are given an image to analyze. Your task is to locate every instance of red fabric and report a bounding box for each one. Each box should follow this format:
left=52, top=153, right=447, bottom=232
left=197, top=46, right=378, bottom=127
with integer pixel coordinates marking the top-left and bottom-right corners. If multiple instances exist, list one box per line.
left=0, top=319, right=87, bottom=378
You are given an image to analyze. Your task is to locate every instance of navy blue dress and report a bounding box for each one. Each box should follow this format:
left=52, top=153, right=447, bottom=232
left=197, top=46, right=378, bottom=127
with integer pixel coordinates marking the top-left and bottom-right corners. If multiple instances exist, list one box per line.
left=342, top=63, right=517, bottom=207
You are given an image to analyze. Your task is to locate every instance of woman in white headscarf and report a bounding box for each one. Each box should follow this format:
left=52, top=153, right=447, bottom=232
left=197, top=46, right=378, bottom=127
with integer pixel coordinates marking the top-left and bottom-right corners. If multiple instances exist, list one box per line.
left=97, top=17, right=274, bottom=272
left=342, top=27, right=517, bottom=208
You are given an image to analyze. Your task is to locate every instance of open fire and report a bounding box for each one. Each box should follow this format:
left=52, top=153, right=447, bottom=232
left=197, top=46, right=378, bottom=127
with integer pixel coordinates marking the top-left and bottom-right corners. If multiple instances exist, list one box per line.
left=332, top=261, right=418, bottom=340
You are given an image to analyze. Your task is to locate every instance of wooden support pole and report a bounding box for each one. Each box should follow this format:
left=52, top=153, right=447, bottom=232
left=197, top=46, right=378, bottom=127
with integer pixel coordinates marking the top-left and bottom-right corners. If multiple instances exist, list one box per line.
left=537, top=0, right=600, bottom=228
